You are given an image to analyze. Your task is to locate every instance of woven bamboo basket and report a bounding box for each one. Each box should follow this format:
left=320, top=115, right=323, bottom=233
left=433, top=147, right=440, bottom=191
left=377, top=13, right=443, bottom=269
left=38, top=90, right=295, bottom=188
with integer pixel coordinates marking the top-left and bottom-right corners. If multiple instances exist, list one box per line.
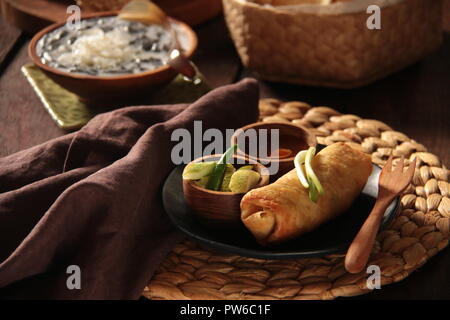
left=222, top=0, right=443, bottom=88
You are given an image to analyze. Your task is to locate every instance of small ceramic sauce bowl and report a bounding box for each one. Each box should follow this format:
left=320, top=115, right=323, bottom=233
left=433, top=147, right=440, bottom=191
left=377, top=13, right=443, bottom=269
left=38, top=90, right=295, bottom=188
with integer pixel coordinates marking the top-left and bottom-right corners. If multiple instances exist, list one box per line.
left=231, top=122, right=317, bottom=180
left=182, top=154, right=270, bottom=229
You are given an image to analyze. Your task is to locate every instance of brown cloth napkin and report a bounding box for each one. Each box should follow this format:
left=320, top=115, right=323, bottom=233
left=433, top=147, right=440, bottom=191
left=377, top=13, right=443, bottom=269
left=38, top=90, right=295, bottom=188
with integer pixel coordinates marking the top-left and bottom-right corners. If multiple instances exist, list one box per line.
left=0, top=78, right=259, bottom=299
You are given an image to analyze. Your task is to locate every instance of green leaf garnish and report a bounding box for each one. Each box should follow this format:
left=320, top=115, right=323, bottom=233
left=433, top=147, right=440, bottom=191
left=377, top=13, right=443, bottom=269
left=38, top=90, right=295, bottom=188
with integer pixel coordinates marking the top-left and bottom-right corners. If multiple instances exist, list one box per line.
left=219, top=164, right=236, bottom=192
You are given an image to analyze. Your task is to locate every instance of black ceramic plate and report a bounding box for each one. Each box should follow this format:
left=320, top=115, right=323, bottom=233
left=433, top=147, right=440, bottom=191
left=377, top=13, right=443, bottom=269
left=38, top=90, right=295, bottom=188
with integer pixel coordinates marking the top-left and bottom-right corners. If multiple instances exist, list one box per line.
left=162, top=163, right=399, bottom=259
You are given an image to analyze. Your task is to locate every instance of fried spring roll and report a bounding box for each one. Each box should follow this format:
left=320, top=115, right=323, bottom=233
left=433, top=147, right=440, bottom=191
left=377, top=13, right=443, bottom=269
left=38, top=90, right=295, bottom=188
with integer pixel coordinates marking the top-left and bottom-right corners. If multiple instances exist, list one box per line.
left=240, top=142, right=373, bottom=245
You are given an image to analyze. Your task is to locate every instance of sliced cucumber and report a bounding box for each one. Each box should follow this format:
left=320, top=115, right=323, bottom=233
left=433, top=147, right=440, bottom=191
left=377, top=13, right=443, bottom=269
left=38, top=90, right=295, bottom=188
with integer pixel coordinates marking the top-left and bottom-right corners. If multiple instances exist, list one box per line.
left=229, top=170, right=261, bottom=194
left=237, top=165, right=254, bottom=171
left=220, top=164, right=236, bottom=192
left=182, top=162, right=216, bottom=180
left=194, top=175, right=210, bottom=188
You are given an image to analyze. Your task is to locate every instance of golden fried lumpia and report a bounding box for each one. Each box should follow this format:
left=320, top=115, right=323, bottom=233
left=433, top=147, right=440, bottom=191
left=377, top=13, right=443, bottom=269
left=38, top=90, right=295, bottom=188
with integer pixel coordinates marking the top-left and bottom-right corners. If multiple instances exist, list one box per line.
left=240, top=142, right=372, bottom=245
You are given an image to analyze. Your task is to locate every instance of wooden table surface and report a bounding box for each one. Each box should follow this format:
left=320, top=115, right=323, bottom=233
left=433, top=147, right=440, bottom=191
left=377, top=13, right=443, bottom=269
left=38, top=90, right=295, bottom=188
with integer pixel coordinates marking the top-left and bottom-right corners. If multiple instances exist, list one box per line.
left=0, top=4, right=449, bottom=299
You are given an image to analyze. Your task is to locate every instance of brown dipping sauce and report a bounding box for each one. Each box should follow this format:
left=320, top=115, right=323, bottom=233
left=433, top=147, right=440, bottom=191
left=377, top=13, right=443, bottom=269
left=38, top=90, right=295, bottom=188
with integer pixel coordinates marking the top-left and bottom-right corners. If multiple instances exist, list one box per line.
left=232, top=122, right=316, bottom=179
left=238, top=130, right=309, bottom=161
left=269, top=134, right=309, bottom=159
left=268, top=148, right=292, bottom=159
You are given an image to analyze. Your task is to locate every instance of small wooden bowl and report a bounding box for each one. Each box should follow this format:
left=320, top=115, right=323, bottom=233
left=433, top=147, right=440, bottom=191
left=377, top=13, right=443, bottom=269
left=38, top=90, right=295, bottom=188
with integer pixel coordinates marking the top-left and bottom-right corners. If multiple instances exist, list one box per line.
left=28, top=11, right=198, bottom=105
left=231, top=122, right=317, bottom=180
left=182, top=154, right=270, bottom=230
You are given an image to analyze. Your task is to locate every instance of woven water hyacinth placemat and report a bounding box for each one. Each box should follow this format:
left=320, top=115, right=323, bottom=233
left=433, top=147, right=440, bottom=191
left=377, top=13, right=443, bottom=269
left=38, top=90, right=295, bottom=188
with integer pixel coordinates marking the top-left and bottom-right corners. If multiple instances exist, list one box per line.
left=143, top=99, right=450, bottom=300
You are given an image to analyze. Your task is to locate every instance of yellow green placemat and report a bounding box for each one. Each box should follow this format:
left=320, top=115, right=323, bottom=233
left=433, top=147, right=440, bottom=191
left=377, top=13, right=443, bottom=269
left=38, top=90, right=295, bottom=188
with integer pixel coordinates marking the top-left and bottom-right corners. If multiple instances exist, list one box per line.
left=22, top=64, right=210, bottom=131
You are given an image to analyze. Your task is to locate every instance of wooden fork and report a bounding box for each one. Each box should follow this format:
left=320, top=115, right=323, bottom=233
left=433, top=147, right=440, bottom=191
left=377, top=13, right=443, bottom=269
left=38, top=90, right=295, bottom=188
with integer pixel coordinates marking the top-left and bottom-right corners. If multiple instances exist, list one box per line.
left=345, top=155, right=417, bottom=274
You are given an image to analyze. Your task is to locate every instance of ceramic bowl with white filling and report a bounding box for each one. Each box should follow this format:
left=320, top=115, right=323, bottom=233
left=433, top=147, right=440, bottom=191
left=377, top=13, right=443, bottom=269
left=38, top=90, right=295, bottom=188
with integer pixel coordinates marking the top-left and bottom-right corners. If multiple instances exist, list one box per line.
left=29, top=11, right=198, bottom=105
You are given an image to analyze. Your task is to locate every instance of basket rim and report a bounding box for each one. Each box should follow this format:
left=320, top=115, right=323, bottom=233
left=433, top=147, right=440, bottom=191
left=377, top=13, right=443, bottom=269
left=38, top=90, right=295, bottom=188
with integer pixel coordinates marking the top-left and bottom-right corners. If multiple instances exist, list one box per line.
left=227, top=0, right=408, bottom=16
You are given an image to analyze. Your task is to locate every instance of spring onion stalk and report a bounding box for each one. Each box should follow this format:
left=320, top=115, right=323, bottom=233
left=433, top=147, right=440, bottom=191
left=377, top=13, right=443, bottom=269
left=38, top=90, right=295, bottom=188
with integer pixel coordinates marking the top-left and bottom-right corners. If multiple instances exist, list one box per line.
left=305, top=147, right=324, bottom=195
left=205, top=144, right=238, bottom=191
left=218, top=144, right=238, bottom=164
left=294, top=150, right=309, bottom=188
left=308, top=176, right=318, bottom=203
left=294, top=146, right=325, bottom=202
